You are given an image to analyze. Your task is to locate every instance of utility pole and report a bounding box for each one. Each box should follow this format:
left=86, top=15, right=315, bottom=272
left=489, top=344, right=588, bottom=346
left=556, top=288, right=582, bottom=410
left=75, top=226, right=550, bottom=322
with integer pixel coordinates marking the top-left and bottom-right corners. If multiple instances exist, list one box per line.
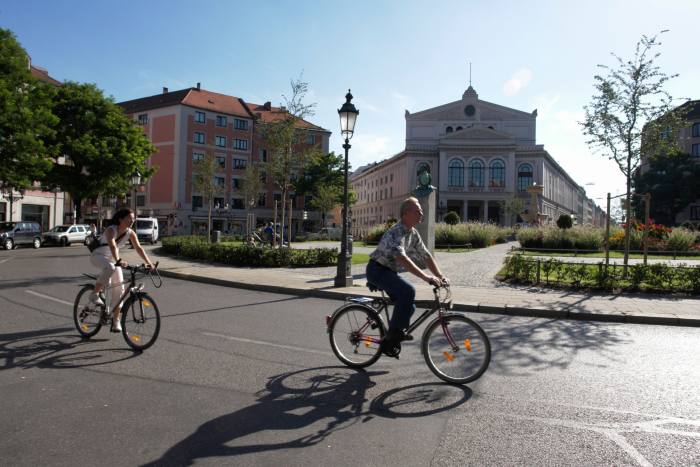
left=605, top=192, right=611, bottom=268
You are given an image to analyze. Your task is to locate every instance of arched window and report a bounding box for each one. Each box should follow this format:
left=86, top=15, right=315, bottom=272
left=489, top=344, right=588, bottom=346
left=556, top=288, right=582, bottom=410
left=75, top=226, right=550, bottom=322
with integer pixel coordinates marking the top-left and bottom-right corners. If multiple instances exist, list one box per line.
left=448, top=159, right=464, bottom=187
left=489, top=160, right=505, bottom=188
left=456, top=126, right=463, bottom=131
left=468, top=160, right=484, bottom=187
left=693, top=122, right=700, bottom=137
left=446, top=126, right=453, bottom=133
left=517, top=164, right=534, bottom=191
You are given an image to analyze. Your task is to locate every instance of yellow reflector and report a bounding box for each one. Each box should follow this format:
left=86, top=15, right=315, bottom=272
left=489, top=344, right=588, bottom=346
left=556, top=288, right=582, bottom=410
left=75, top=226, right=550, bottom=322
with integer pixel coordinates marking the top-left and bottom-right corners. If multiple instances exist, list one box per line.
left=142, top=300, right=151, bottom=307
left=443, top=351, right=455, bottom=362
left=364, top=337, right=372, bottom=348
left=131, top=335, right=141, bottom=342
left=464, top=339, right=472, bottom=352
left=81, top=324, right=89, bottom=332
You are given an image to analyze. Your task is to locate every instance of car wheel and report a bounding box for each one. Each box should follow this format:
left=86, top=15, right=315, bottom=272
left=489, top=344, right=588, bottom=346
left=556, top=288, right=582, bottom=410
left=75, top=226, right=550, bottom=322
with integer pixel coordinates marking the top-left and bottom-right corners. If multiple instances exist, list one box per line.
left=60, top=237, right=68, bottom=247
left=3, top=238, right=13, bottom=250
left=33, top=237, right=41, bottom=249
left=84, top=237, right=91, bottom=246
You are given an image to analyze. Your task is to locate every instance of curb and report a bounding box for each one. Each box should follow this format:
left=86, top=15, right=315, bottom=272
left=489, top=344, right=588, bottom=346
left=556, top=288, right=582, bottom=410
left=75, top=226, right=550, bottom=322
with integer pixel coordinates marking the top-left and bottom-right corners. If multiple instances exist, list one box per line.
left=158, top=269, right=700, bottom=328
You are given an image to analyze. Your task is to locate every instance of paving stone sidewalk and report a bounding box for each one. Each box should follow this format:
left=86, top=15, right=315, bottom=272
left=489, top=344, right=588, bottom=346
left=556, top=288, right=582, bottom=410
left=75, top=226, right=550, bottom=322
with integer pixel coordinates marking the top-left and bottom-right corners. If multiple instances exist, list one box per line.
left=130, top=244, right=700, bottom=327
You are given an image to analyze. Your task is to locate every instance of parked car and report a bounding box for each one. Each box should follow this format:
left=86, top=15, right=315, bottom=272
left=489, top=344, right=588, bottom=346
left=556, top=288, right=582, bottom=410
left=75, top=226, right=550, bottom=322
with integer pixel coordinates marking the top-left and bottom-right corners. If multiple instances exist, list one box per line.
left=42, top=224, right=91, bottom=246
left=134, top=217, right=159, bottom=244
left=0, top=221, right=42, bottom=250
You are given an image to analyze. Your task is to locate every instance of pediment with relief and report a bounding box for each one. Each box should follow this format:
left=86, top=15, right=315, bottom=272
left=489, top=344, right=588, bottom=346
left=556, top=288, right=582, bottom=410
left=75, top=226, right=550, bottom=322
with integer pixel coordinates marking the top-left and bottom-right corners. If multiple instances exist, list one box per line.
left=443, top=126, right=514, bottom=140
left=408, top=98, right=533, bottom=121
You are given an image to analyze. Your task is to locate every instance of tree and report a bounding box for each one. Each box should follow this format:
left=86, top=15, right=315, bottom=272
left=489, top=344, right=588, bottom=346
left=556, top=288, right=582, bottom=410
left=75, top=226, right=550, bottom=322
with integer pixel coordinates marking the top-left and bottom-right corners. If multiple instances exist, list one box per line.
left=241, top=162, right=264, bottom=233
left=556, top=214, right=573, bottom=230
left=43, top=82, right=155, bottom=219
left=308, top=183, right=341, bottom=228
left=503, top=195, right=525, bottom=225
left=260, top=77, right=320, bottom=247
left=0, top=28, right=57, bottom=191
left=444, top=211, right=460, bottom=225
left=632, top=152, right=700, bottom=225
left=581, top=31, right=687, bottom=271
left=191, top=153, right=224, bottom=241
left=293, top=151, right=345, bottom=198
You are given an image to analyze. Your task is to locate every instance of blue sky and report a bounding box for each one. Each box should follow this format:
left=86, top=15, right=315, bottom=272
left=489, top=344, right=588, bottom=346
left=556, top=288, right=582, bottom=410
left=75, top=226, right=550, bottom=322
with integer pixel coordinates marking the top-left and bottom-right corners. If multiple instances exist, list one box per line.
left=3, top=0, right=698, bottom=204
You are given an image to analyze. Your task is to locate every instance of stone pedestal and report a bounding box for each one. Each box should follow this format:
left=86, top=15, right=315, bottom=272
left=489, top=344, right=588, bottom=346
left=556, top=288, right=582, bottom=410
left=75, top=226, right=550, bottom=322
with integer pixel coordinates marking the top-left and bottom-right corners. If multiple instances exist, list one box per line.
left=414, top=190, right=436, bottom=255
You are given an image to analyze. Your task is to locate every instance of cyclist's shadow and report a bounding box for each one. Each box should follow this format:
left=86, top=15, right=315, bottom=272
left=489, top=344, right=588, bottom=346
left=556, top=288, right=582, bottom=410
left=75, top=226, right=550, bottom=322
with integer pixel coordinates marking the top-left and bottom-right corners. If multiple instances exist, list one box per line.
left=144, top=367, right=472, bottom=466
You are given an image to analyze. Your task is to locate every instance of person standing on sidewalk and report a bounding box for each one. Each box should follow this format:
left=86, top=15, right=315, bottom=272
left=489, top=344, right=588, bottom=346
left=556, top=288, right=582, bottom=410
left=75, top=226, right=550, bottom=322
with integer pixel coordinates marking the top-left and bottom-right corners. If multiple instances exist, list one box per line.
left=366, top=197, right=449, bottom=355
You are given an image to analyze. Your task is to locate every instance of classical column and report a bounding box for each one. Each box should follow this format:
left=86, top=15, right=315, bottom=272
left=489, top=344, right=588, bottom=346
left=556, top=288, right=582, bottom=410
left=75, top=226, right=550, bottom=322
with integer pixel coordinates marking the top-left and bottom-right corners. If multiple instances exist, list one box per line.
left=463, top=200, right=468, bottom=221
left=483, top=200, right=489, bottom=223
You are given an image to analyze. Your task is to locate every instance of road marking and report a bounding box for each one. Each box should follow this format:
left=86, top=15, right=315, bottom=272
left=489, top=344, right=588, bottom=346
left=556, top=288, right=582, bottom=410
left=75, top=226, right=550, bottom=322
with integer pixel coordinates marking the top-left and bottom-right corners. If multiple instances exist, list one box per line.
left=26, top=290, right=73, bottom=306
left=202, top=331, right=329, bottom=356
left=0, top=258, right=10, bottom=264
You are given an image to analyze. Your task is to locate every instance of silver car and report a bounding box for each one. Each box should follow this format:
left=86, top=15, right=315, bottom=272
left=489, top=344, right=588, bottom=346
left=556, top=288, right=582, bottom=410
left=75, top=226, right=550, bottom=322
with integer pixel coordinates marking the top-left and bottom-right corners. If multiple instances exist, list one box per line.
left=42, top=224, right=91, bottom=247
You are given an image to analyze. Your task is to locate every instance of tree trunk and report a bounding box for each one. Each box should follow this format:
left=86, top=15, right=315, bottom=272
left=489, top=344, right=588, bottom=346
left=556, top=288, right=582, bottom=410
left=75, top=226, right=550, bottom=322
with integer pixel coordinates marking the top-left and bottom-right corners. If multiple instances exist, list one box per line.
left=280, top=186, right=287, bottom=248
left=207, top=198, right=212, bottom=243
left=623, top=166, right=632, bottom=276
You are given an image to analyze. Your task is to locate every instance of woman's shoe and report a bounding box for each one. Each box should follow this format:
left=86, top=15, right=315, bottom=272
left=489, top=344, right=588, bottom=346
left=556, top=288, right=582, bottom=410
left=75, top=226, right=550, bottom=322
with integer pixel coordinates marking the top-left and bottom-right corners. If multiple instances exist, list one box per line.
left=110, top=319, right=122, bottom=333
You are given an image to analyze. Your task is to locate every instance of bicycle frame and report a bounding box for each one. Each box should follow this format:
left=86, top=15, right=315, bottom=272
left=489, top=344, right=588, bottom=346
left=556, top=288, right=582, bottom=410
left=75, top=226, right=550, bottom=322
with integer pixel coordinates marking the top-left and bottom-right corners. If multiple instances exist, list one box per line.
left=81, top=265, right=155, bottom=315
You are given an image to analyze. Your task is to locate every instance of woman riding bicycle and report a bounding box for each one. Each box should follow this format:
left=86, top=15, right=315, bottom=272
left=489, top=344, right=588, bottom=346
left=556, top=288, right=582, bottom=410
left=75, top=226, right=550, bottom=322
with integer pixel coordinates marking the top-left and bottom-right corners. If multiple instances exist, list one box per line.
left=88, top=208, right=154, bottom=332
left=367, top=197, right=449, bottom=355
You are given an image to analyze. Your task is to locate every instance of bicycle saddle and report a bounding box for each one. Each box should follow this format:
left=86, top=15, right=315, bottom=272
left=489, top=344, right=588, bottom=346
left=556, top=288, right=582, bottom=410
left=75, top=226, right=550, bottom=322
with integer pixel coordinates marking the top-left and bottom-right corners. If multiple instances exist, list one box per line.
left=366, top=281, right=382, bottom=292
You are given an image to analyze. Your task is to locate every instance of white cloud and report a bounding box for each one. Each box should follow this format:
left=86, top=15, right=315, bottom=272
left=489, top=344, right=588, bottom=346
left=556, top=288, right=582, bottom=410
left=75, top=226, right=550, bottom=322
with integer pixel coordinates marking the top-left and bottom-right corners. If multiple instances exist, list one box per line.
left=502, top=68, right=534, bottom=97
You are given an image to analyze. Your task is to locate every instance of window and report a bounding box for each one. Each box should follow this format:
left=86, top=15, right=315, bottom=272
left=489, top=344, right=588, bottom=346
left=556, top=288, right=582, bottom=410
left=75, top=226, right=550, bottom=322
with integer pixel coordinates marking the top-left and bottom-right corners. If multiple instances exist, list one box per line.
left=136, top=195, right=146, bottom=207
left=234, top=139, right=248, bottom=150
left=260, top=149, right=267, bottom=162
left=273, top=193, right=282, bottom=204
left=192, top=195, right=203, bottom=209
left=693, top=144, right=700, bottom=157
left=234, top=119, right=248, bottom=130
left=693, top=122, right=700, bottom=138
left=215, top=155, right=226, bottom=169
left=231, top=198, right=245, bottom=209
left=448, top=159, right=464, bottom=187
left=456, top=126, right=463, bottom=131
left=468, top=160, right=484, bottom=187
left=446, top=126, right=453, bottom=133
left=216, top=115, right=227, bottom=127
left=192, top=152, right=204, bottom=162
left=194, top=132, right=205, bottom=144
left=518, top=164, right=534, bottom=191
left=137, top=114, right=148, bottom=125
left=214, top=197, right=225, bottom=208
left=489, top=160, right=505, bottom=187
left=233, top=158, right=246, bottom=169
left=214, top=176, right=225, bottom=187
left=306, top=134, right=316, bottom=144
left=195, top=111, right=205, bottom=123
left=691, top=206, right=700, bottom=220
left=232, top=178, right=241, bottom=189
left=304, top=195, right=313, bottom=208
left=258, top=193, right=266, bottom=207
left=260, top=171, right=267, bottom=183
left=215, top=136, right=227, bottom=147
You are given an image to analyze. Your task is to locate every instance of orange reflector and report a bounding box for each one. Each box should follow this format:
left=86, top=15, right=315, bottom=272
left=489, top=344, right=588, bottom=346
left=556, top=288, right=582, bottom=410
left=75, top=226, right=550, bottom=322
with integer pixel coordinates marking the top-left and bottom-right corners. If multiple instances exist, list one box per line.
left=443, top=351, right=455, bottom=362
left=81, top=324, right=89, bottom=332
left=464, top=339, right=472, bottom=352
left=142, top=300, right=151, bottom=307
left=132, top=335, right=141, bottom=342
left=364, top=337, right=372, bottom=348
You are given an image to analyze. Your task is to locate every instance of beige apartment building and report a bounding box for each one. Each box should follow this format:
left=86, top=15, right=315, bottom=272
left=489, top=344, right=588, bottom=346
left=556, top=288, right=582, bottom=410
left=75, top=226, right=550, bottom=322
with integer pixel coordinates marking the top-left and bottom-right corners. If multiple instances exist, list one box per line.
left=351, top=85, right=603, bottom=237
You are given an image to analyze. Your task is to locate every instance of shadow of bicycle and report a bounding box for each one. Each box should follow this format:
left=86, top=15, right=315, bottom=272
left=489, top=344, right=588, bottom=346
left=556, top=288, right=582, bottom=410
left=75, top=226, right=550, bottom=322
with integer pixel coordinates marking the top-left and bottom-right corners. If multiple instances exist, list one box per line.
left=143, top=366, right=472, bottom=466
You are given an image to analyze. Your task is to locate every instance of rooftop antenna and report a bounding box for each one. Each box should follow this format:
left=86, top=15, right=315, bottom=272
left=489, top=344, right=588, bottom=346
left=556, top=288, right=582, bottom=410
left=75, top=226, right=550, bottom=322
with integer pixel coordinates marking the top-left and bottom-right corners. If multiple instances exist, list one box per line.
left=469, top=62, right=472, bottom=87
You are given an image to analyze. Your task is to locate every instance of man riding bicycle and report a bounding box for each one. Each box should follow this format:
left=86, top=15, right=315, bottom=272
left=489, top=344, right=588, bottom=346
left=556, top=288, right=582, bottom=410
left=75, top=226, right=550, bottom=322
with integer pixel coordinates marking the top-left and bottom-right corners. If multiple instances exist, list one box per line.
left=367, top=196, right=449, bottom=356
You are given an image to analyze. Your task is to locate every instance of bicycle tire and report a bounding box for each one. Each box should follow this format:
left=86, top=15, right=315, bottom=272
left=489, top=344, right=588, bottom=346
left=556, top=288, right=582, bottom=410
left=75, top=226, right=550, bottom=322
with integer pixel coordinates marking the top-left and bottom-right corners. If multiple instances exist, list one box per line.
left=328, top=305, right=385, bottom=368
left=73, top=285, right=104, bottom=338
left=421, top=313, right=491, bottom=385
left=120, top=292, right=161, bottom=351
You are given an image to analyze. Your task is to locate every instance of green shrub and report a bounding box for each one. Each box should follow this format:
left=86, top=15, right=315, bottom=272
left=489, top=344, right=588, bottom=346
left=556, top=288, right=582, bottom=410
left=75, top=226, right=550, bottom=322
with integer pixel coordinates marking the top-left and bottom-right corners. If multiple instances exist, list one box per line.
left=666, top=228, right=696, bottom=252
left=434, top=222, right=511, bottom=247
left=516, top=227, right=543, bottom=248
left=556, top=214, right=573, bottom=229
left=444, top=211, right=460, bottom=225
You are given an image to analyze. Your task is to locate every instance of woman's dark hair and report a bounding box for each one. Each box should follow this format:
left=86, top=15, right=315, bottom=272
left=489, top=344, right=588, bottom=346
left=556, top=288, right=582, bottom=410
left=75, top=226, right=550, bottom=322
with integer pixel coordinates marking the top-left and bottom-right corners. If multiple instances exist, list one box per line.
left=108, top=208, right=133, bottom=226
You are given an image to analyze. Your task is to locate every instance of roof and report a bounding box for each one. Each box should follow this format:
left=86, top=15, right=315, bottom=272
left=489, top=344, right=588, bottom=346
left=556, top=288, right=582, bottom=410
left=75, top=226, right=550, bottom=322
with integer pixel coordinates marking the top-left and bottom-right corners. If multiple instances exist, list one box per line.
left=30, top=65, right=60, bottom=86
left=118, top=87, right=252, bottom=118
left=678, top=100, right=700, bottom=120
left=244, top=101, right=329, bottom=132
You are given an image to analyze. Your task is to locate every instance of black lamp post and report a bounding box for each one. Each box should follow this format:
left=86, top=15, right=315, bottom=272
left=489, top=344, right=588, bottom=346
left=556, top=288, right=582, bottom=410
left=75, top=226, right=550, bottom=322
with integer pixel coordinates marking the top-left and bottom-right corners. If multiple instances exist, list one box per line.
left=131, top=171, right=142, bottom=213
left=334, top=90, right=359, bottom=287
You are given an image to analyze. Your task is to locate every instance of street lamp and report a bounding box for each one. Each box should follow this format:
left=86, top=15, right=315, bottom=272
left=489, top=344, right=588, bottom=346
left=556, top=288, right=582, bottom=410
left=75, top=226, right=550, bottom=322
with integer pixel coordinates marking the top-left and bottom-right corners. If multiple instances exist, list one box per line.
left=334, top=90, right=359, bottom=287
left=0, top=186, right=25, bottom=222
left=131, top=171, right=142, bottom=214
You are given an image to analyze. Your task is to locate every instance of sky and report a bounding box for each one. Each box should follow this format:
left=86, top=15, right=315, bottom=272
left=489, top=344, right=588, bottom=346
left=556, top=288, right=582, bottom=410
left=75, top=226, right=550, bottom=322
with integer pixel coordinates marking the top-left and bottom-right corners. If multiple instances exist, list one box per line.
left=2, top=0, right=698, bottom=206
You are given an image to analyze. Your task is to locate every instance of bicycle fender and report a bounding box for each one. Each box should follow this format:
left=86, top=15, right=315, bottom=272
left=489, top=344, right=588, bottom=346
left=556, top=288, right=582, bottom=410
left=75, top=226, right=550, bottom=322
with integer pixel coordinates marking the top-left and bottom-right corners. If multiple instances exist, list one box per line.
left=327, top=302, right=385, bottom=332
left=420, top=312, right=462, bottom=343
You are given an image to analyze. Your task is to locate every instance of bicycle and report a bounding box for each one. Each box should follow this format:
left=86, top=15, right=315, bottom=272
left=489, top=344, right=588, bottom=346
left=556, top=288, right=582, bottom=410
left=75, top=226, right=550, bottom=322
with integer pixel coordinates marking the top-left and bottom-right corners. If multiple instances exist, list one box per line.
left=73, top=262, right=163, bottom=351
left=326, top=283, right=491, bottom=385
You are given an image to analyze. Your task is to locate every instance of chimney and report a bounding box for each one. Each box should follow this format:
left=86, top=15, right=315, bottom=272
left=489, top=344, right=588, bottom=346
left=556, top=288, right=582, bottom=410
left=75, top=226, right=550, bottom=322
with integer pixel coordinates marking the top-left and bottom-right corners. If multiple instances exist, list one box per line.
left=162, top=87, right=169, bottom=94
left=196, top=82, right=201, bottom=90
left=264, top=101, right=271, bottom=110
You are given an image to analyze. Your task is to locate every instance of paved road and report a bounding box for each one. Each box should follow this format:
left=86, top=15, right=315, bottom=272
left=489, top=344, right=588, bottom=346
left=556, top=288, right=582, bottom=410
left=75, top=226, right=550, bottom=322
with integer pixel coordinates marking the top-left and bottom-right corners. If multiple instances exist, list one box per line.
left=1, top=246, right=699, bottom=466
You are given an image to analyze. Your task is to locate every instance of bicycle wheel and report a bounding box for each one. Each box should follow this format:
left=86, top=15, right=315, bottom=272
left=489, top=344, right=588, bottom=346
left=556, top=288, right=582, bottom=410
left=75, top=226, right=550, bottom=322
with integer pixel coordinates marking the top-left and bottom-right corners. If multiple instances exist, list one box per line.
left=422, top=313, right=491, bottom=385
left=73, top=285, right=104, bottom=338
left=328, top=305, right=385, bottom=368
left=120, top=293, right=161, bottom=351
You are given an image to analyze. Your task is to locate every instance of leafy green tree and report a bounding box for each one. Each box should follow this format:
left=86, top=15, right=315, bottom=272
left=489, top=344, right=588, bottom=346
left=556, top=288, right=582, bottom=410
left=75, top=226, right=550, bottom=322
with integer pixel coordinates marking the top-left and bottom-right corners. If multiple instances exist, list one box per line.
left=241, top=162, right=264, bottom=233
left=191, top=153, right=225, bottom=241
left=581, top=31, right=687, bottom=271
left=0, top=28, right=57, bottom=191
left=556, top=214, right=573, bottom=229
left=308, top=183, right=341, bottom=228
left=260, top=77, right=320, bottom=247
left=293, top=151, right=345, bottom=198
left=43, top=82, right=155, bottom=218
left=444, top=211, right=460, bottom=225
left=633, top=152, right=700, bottom=225
left=503, top=195, right=525, bottom=225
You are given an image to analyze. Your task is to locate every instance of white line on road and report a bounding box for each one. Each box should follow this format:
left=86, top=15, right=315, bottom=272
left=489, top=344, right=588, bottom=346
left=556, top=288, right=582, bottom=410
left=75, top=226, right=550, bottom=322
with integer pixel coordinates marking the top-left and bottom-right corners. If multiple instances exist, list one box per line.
left=26, top=290, right=73, bottom=306
left=0, top=258, right=10, bottom=264
left=202, top=331, right=329, bottom=356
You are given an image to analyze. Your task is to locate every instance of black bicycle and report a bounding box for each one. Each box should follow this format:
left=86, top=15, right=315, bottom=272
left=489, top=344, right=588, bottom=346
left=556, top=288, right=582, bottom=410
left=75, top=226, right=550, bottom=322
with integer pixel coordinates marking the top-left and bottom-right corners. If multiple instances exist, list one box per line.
left=326, top=283, right=491, bottom=384
left=73, top=262, right=163, bottom=351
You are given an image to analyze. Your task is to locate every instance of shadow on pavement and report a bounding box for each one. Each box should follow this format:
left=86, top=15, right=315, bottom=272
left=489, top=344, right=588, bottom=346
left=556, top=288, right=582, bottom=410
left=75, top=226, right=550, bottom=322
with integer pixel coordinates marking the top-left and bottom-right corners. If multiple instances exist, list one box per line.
left=162, top=295, right=307, bottom=319
left=143, top=366, right=472, bottom=466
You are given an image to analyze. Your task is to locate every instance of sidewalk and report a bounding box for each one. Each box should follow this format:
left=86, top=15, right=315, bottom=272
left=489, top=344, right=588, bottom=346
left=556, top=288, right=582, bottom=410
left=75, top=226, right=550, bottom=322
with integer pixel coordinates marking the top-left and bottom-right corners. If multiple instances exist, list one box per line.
left=131, top=246, right=700, bottom=327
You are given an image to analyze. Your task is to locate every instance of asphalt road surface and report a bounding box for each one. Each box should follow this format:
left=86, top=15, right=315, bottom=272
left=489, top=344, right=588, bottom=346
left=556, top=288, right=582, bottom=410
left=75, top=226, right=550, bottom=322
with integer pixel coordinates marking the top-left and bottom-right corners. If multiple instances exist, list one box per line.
left=1, top=246, right=698, bottom=466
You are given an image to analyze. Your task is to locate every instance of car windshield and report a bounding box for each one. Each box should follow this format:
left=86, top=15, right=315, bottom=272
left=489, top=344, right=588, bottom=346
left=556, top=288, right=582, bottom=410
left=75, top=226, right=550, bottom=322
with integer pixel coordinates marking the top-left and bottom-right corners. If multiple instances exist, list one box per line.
left=136, top=220, right=153, bottom=229
left=50, top=226, right=69, bottom=232
left=0, top=222, right=16, bottom=232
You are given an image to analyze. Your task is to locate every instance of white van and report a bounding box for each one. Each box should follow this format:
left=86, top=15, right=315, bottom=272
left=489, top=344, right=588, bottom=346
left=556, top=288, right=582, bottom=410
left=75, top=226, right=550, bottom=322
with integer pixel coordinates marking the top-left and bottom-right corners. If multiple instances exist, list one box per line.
left=135, top=217, right=159, bottom=244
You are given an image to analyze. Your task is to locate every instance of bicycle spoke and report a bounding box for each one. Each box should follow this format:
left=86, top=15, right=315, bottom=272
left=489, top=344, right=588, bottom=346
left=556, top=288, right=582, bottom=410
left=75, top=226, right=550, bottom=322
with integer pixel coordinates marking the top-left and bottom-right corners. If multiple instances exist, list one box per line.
left=329, top=306, right=384, bottom=368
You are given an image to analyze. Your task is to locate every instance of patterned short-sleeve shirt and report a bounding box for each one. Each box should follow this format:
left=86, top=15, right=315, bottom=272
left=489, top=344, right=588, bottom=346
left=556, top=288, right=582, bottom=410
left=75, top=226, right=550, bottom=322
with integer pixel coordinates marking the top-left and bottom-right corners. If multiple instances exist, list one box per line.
left=369, top=222, right=431, bottom=272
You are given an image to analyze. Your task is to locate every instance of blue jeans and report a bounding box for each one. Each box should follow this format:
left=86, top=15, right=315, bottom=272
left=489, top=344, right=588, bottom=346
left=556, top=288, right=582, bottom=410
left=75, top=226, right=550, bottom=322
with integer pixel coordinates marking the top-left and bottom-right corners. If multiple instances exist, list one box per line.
left=366, top=260, right=416, bottom=331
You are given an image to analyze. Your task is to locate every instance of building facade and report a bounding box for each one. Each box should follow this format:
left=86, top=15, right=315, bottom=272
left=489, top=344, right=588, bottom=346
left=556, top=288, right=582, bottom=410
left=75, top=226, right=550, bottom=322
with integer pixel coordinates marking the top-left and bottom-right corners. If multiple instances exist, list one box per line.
left=115, top=86, right=330, bottom=235
left=351, top=86, right=603, bottom=237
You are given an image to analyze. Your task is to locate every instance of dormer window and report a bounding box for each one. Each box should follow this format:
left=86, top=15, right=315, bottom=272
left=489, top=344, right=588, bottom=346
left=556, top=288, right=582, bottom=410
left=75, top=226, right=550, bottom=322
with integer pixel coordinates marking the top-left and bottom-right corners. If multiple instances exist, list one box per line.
left=456, top=126, right=463, bottom=131
left=446, top=126, right=453, bottom=133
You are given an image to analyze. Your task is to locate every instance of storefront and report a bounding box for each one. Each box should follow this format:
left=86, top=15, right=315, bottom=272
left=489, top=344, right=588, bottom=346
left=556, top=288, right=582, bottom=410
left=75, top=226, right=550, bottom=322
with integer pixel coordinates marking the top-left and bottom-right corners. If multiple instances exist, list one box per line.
left=22, top=204, right=50, bottom=231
